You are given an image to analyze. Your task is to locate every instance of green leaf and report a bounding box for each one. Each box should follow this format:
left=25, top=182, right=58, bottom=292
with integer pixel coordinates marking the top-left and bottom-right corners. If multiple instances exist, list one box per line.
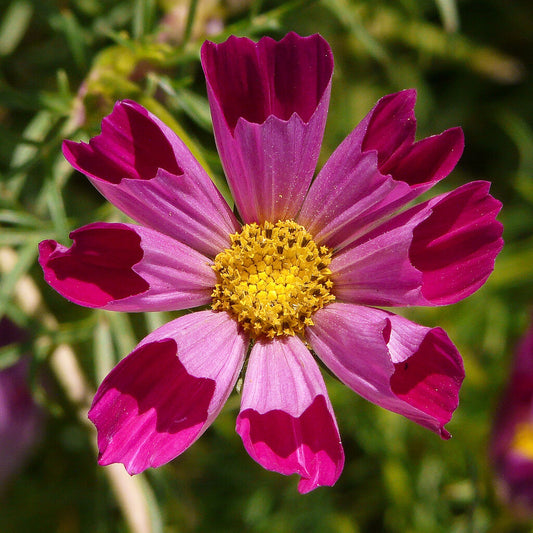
left=0, top=209, right=44, bottom=228
left=182, top=0, right=199, bottom=48
left=108, top=312, right=137, bottom=357
left=43, top=166, right=71, bottom=244
left=52, top=9, right=88, bottom=70
left=133, top=0, right=156, bottom=40
left=435, top=0, right=460, bottom=33
left=0, top=0, right=33, bottom=57
left=159, top=79, right=213, bottom=132
left=0, top=241, right=39, bottom=318
left=6, top=111, right=55, bottom=200
left=138, top=474, right=165, bottom=533
left=322, top=0, right=390, bottom=63
left=94, top=313, right=116, bottom=382
left=0, top=342, right=23, bottom=369
left=498, top=111, right=533, bottom=203
left=144, top=311, right=169, bottom=333
left=0, top=229, right=56, bottom=246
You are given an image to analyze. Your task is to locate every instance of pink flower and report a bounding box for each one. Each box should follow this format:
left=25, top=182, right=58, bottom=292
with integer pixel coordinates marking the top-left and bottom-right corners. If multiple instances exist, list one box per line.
left=39, top=33, right=503, bottom=493
left=491, top=316, right=533, bottom=513
left=0, top=319, right=42, bottom=491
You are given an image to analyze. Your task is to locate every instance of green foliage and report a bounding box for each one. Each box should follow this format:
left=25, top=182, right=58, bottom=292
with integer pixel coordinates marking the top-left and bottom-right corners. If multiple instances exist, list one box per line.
left=1, top=0, right=532, bottom=531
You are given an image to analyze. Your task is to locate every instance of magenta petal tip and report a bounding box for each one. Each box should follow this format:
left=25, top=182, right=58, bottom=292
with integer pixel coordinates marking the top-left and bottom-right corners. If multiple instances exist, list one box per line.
left=38, top=224, right=149, bottom=308
left=89, top=339, right=216, bottom=474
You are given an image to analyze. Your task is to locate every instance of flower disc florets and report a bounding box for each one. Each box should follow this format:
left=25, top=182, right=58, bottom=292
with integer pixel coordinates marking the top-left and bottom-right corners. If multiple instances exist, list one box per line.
left=211, top=220, right=335, bottom=338
left=511, top=422, right=533, bottom=461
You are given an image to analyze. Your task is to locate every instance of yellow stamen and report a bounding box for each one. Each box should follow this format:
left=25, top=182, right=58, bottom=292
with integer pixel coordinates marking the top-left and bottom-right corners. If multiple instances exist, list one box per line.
left=512, top=422, right=533, bottom=461
left=211, top=220, right=335, bottom=338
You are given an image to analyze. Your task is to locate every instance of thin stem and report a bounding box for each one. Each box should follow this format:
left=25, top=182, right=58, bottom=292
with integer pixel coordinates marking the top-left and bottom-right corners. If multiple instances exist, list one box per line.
left=182, top=0, right=199, bottom=48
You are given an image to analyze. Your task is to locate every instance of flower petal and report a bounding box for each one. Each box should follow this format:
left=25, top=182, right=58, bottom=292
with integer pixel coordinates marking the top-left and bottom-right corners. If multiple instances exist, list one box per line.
left=89, top=310, right=247, bottom=474
left=361, top=89, right=464, bottom=191
left=361, top=89, right=417, bottom=167
left=236, top=336, right=344, bottom=493
left=384, top=127, right=464, bottom=189
left=409, top=181, right=504, bottom=305
left=202, top=33, right=333, bottom=224
left=493, top=454, right=533, bottom=511
left=330, top=202, right=430, bottom=306
left=491, top=317, right=533, bottom=511
left=63, top=100, right=239, bottom=257
left=202, top=32, right=333, bottom=132
left=307, top=303, right=464, bottom=438
left=297, top=148, right=408, bottom=251
left=39, top=222, right=216, bottom=311
left=330, top=181, right=503, bottom=306
left=0, top=321, right=43, bottom=487
left=299, top=90, right=463, bottom=250
left=387, top=313, right=465, bottom=436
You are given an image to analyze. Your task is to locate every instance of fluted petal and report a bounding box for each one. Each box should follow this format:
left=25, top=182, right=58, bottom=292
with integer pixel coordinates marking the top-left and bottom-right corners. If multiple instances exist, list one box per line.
left=39, top=222, right=216, bottom=312
left=491, top=316, right=533, bottom=511
left=307, top=303, right=464, bottom=438
left=63, top=100, right=240, bottom=257
left=330, top=201, right=430, bottom=306
left=410, top=181, right=504, bottom=305
left=89, top=311, right=247, bottom=474
left=202, top=33, right=333, bottom=224
left=360, top=89, right=417, bottom=166
left=236, top=336, right=344, bottom=493
left=383, top=127, right=464, bottom=188
left=330, top=181, right=503, bottom=307
left=300, top=91, right=465, bottom=251
left=360, top=89, right=464, bottom=191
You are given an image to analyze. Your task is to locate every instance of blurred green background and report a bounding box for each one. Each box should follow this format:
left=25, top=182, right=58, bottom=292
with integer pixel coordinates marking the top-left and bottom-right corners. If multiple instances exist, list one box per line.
left=1, top=0, right=532, bottom=531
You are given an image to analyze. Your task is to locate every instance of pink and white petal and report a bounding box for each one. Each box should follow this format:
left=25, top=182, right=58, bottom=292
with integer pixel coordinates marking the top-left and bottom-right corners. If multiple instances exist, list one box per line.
left=63, top=100, right=239, bottom=257
left=307, top=303, right=464, bottom=438
left=236, top=336, right=344, bottom=493
left=89, top=310, right=248, bottom=474
left=409, top=181, right=504, bottom=305
left=39, top=222, right=216, bottom=312
left=330, top=203, right=430, bottom=306
left=202, top=33, right=333, bottom=224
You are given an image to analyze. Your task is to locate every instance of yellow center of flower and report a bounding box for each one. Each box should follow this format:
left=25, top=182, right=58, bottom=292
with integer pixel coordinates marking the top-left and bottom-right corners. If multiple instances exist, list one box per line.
left=211, top=220, right=335, bottom=338
left=512, top=422, right=533, bottom=461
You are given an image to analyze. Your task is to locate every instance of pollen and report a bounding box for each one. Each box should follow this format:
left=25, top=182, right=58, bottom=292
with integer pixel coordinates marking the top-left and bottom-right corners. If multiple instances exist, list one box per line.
left=511, top=422, right=533, bottom=461
left=211, top=220, right=335, bottom=338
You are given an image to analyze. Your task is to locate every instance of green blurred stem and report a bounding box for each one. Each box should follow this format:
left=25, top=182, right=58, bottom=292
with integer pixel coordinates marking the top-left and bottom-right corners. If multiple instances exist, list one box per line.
left=182, top=0, right=199, bottom=48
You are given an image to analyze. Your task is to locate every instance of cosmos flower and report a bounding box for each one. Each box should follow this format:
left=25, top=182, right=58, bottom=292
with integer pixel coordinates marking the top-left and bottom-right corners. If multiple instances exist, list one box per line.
left=39, top=33, right=503, bottom=493
left=0, top=318, right=42, bottom=491
left=491, top=315, right=533, bottom=513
